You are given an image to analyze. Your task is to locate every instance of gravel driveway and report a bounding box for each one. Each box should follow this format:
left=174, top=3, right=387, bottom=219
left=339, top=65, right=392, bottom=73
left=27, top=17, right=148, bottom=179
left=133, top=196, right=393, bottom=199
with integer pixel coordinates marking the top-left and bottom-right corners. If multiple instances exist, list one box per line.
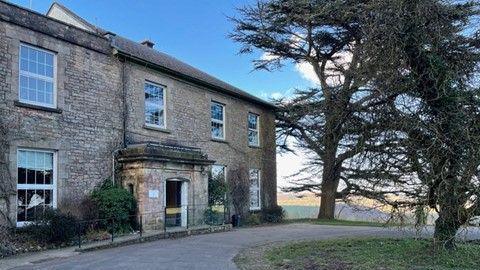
left=5, top=223, right=480, bottom=270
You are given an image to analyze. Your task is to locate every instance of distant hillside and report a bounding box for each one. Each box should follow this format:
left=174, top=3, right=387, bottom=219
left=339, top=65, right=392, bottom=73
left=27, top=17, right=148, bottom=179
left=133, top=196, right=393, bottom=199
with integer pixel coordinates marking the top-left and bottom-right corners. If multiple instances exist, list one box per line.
left=277, top=192, right=437, bottom=224
left=278, top=192, right=390, bottom=221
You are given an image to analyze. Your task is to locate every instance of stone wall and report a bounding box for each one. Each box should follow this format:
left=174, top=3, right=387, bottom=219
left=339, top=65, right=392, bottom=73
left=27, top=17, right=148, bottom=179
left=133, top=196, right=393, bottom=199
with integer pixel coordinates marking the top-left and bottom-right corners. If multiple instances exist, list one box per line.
left=123, top=62, right=277, bottom=210
left=0, top=3, right=277, bottom=226
left=0, top=20, right=124, bottom=217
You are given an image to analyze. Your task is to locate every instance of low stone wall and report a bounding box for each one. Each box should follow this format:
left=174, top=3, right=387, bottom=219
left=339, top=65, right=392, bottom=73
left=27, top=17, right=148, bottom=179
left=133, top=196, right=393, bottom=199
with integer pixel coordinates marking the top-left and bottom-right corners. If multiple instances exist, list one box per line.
left=77, top=224, right=233, bottom=252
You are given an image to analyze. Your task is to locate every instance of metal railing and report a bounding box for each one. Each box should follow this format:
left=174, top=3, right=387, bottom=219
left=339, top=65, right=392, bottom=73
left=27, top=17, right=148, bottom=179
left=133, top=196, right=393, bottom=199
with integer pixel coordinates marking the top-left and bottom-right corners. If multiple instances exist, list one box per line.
left=75, top=204, right=230, bottom=248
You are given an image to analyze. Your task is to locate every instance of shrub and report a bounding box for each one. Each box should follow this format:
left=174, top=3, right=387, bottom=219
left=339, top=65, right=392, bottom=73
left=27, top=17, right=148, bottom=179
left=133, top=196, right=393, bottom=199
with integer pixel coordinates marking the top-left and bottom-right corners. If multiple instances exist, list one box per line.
left=23, top=207, right=78, bottom=244
left=204, top=208, right=222, bottom=225
left=246, top=213, right=262, bottom=225
left=262, top=206, right=285, bottom=223
left=208, top=172, right=229, bottom=206
left=90, top=179, right=137, bottom=233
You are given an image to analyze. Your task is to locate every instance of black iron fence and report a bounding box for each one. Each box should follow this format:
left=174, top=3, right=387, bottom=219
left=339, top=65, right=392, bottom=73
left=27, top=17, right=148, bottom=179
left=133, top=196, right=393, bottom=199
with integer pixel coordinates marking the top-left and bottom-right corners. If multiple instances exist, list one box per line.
left=75, top=204, right=230, bottom=248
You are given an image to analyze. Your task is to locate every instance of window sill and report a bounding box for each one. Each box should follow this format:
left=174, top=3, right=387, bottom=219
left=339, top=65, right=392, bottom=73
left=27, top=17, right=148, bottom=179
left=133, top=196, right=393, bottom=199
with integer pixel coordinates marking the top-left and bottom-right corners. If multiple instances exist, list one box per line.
left=143, top=124, right=172, bottom=133
left=248, top=144, right=261, bottom=149
left=14, top=101, right=62, bottom=113
left=211, top=138, right=229, bottom=144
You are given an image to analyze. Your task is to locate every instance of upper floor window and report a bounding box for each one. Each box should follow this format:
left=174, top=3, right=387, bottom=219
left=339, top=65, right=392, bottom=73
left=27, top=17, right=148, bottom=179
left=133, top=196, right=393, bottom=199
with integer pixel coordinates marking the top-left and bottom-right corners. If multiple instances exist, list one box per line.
left=211, top=102, right=225, bottom=140
left=144, top=82, right=165, bottom=128
left=249, top=169, right=261, bottom=210
left=19, top=44, right=56, bottom=107
left=248, top=113, right=260, bottom=146
left=17, top=149, right=56, bottom=226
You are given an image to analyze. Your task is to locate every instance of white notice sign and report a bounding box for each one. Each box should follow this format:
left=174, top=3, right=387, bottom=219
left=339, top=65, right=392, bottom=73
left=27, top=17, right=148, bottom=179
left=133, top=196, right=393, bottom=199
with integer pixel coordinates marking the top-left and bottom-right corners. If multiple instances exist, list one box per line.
left=149, top=190, right=159, bottom=198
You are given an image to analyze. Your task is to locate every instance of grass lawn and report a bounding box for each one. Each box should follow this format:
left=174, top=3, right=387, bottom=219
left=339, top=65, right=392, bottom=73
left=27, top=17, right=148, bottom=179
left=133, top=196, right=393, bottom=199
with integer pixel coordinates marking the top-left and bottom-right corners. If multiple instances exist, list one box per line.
left=235, top=238, right=480, bottom=270
left=286, top=218, right=390, bottom=227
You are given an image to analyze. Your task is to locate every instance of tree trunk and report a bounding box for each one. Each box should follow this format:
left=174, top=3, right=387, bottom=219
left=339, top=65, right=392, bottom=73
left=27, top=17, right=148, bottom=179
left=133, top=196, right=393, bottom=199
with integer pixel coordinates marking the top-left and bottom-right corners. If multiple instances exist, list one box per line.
left=434, top=207, right=461, bottom=250
left=318, top=188, right=336, bottom=219
left=433, top=173, right=462, bottom=250
left=318, top=143, right=340, bottom=220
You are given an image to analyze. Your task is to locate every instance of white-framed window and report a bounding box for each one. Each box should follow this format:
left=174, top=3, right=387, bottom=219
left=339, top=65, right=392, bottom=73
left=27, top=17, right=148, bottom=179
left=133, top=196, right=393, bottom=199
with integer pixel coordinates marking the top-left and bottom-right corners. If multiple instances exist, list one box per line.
left=211, top=102, right=225, bottom=140
left=211, top=165, right=226, bottom=182
left=144, top=81, right=166, bottom=128
left=248, top=113, right=260, bottom=146
left=16, top=149, right=57, bottom=226
left=19, top=44, right=56, bottom=108
left=249, top=169, right=261, bottom=210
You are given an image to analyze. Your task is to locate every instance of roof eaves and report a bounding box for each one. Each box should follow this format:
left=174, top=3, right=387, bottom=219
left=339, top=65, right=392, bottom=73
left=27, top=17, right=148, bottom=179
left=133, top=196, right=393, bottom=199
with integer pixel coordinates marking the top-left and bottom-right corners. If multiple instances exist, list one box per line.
left=111, top=44, right=278, bottom=110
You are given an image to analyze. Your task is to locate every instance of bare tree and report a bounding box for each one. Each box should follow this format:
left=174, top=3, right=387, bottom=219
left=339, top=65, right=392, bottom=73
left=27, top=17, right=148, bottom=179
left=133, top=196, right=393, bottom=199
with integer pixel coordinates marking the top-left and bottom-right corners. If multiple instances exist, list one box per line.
left=228, top=165, right=250, bottom=218
left=0, top=115, right=15, bottom=226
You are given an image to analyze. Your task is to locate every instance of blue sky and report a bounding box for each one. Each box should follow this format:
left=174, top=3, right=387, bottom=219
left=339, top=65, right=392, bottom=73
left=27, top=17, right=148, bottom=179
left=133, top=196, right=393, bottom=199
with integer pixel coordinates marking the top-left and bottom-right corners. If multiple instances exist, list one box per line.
left=11, top=0, right=313, bottom=101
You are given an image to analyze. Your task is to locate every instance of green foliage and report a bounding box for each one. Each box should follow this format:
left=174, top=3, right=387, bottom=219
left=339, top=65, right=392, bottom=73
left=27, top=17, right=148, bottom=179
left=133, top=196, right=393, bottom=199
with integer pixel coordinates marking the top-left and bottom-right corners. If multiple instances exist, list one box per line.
left=208, top=171, right=229, bottom=206
left=90, top=179, right=137, bottom=232
left=246, top=213, right=262, bottom=225
left=262, top=206, right=285, bottom=223
left=203, top=207, right=224, bottom=225
left=23, top=207, right=77, bottom=244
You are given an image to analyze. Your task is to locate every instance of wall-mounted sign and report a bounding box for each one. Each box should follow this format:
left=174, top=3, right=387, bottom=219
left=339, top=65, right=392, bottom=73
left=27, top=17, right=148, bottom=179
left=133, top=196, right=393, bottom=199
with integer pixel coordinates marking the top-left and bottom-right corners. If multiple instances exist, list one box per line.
left=148, top=189, right=159, bottom=198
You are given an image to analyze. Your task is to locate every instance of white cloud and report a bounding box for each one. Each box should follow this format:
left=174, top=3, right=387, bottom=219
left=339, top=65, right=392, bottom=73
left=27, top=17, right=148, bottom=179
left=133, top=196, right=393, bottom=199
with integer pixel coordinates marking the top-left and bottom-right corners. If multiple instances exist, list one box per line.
left=294, top=50, right=353, bottom=87
left=270, top=92, right=284, bottom=100
left=260, top=52, right=279, bottom=61
left=295, top=61, right=320, bottom=86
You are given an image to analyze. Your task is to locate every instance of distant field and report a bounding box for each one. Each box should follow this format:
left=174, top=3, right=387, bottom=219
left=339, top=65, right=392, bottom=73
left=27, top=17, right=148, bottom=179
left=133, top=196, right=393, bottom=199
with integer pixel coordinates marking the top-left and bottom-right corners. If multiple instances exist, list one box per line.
left=277, top=192, right=438, bottom=224
left=281, top=205, right=318, bottom=219
left=278, top=192, right=391, bottom=222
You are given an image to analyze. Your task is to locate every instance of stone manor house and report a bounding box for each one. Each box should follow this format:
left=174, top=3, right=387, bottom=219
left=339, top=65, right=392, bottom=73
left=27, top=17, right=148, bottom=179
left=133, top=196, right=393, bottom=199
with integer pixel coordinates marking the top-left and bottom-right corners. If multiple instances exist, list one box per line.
left=0, top=1, right=277, bottom=227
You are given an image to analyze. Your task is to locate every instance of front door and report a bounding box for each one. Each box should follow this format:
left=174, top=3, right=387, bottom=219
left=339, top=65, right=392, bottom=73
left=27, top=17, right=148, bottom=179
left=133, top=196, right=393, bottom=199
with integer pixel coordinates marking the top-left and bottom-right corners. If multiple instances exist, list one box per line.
left=165, top=180, right=188, bottom=227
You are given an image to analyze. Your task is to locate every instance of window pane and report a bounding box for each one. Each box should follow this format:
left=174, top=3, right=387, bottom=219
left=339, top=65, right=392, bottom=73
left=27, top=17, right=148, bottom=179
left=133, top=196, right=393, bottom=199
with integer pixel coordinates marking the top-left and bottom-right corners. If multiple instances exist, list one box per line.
left=19, top=45, right=55, bottom=106
left=211, top=122, right=223, bottom=139
left=17, top=168, right=26, bottom=184
left=17, top=206, right=26, bottom=222
left=249, top=130, right=259, bottom=145
left=249, top=170, right=260, bottom=209
left=211, top=165, right=225, bottom=181
left=20, top=59, right=28, bottom=72
left=211, top=103, right=223, bottom=121
left=144, top=83, right=164, bottom=127
left=248, top=114, right=258, bottom=129
left=17, top=150, right=55, bottom=223
left=44, top=170, right=53, bottom=185
left=26, top=169, right=35, bottom=184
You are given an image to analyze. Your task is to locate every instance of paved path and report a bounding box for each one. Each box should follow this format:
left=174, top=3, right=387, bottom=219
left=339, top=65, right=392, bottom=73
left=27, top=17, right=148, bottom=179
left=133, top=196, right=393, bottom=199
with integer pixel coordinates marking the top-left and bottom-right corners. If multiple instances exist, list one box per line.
left=3, top=223, right=480, bottom=270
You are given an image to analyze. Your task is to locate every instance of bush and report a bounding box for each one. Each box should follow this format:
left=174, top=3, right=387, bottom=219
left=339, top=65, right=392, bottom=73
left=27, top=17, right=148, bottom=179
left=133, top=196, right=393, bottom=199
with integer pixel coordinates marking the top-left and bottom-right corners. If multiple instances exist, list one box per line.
left=204, top=208, right=222, bottom=225
left=90, top=179, right=137, bottom=233
left=23, top=207, right=78, bottom=244
left=262, top=206, right=285, bottom=223
left=246, top=213, right=262, bottom=225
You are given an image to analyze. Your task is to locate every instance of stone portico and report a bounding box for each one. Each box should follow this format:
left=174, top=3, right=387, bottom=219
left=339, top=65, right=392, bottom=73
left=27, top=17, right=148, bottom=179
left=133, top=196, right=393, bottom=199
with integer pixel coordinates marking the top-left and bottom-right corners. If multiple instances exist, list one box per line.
left=117, top=143, right=214, bottom=229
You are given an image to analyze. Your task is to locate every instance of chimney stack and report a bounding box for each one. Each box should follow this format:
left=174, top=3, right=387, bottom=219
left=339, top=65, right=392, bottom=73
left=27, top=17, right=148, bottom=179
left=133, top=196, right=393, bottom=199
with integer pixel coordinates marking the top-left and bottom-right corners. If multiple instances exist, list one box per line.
left=140, top=39, right=155, bottom=48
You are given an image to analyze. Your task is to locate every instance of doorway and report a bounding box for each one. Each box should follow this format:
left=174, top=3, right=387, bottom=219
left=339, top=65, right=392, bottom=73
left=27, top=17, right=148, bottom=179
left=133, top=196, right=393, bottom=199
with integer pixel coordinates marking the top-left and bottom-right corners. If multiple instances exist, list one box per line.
left=165, top=180, right=188, bottom=227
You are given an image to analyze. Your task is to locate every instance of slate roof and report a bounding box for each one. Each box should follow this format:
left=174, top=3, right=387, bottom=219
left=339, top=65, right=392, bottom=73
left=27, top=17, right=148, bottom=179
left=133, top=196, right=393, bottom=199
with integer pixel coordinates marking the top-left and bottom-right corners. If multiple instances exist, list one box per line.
left=0, top=1, right=276, bottom=110
left=110, top=35, right=276, bottom=109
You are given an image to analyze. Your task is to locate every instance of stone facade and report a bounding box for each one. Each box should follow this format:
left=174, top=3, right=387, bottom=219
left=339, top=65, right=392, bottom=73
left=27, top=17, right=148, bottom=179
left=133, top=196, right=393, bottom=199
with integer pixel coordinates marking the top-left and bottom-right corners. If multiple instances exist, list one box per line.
left=0, top=2, right=277, bottom=227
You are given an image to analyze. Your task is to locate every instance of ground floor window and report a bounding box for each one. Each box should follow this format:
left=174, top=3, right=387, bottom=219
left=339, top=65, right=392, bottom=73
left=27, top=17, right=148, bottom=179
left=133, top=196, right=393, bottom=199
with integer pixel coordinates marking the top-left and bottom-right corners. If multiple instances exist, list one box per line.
left=211, top=165, right=226, bottom=182
left=249, top=169, right=261, bottom=210
left=16, top=149, right=56, bottom=225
